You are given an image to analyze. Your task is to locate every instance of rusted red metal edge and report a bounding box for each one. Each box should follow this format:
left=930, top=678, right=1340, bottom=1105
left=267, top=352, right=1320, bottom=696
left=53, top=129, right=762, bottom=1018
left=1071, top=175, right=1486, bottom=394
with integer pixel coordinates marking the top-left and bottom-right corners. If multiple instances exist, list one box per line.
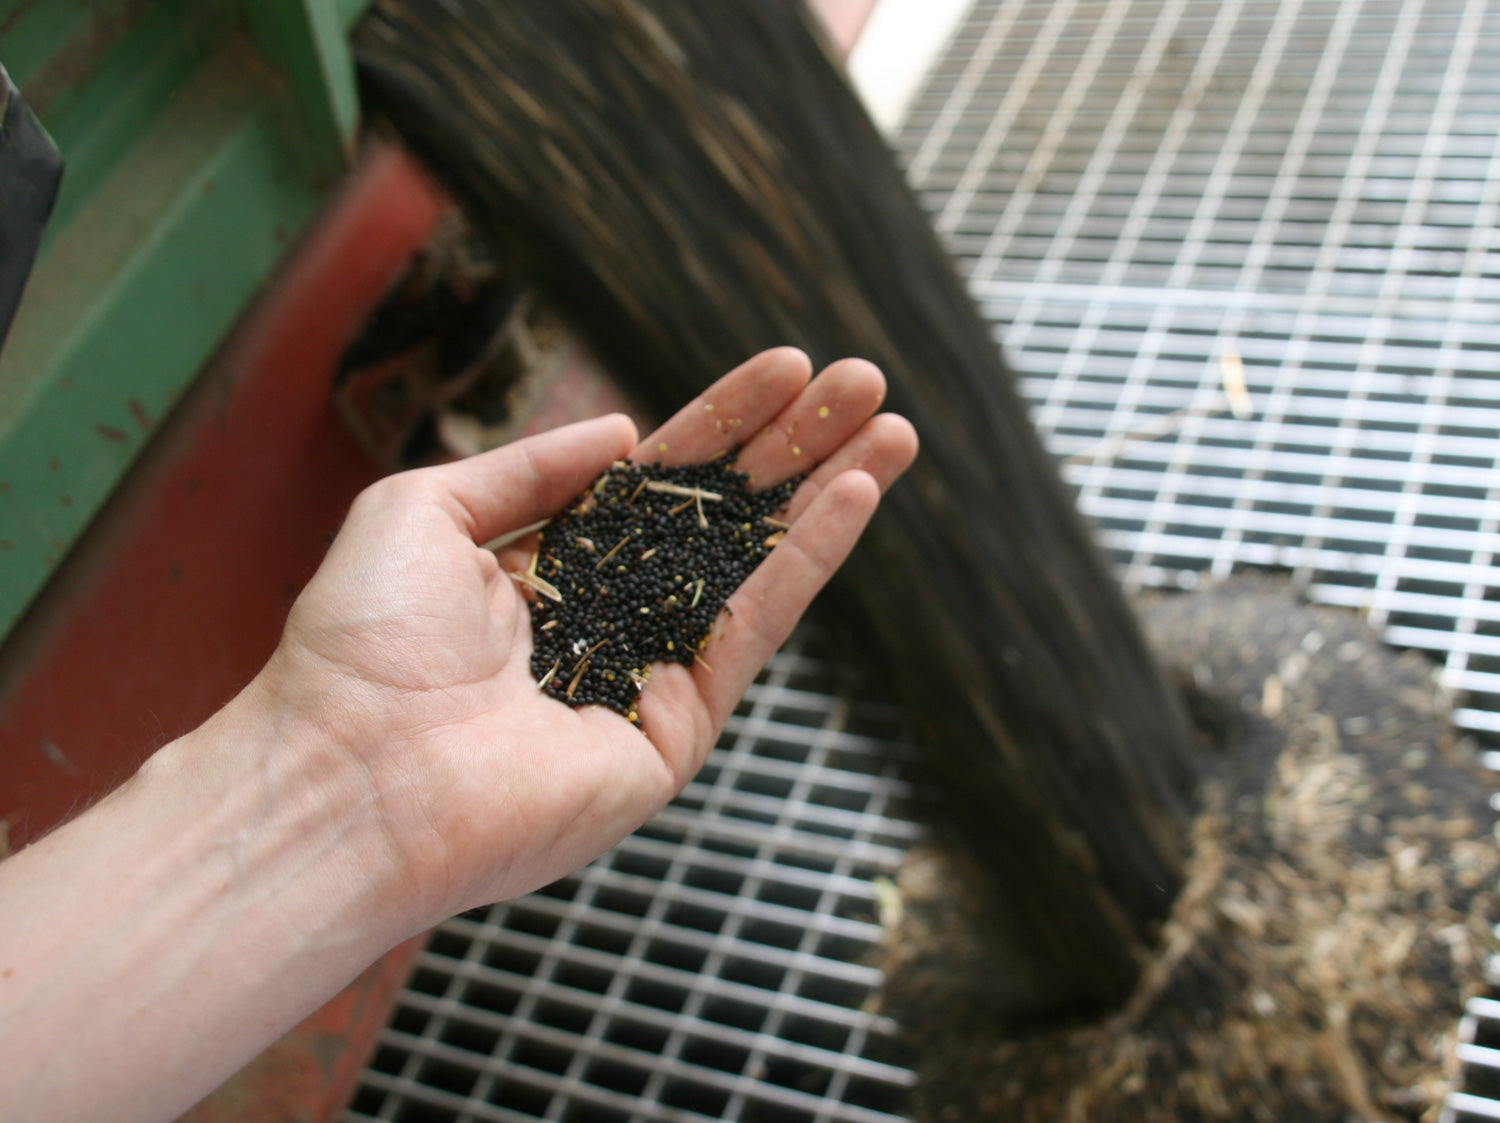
left=0, top=140, right=448, bottom=1121
left=0, top=3, right=873, bottom=1115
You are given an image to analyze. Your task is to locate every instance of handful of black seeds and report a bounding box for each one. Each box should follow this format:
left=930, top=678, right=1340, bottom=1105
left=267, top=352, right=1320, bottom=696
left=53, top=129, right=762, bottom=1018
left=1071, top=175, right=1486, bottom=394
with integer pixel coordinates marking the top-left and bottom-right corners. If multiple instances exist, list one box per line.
left=520, top=456, right=802, bottom=722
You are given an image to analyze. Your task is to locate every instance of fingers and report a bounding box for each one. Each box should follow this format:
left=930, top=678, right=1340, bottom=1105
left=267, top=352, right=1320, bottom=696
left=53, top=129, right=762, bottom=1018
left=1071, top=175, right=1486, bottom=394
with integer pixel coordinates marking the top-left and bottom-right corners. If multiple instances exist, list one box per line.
left=783, top=411, right=919, bottom=521
left=731, top=358, right=887, bottom=488
left=428, top=413, right=639, bottom=544
left=694, top=469, right=882, bottom=731
left=631, top=347, right=811, bottom=465
left=628, top=352, right=912, bottom=755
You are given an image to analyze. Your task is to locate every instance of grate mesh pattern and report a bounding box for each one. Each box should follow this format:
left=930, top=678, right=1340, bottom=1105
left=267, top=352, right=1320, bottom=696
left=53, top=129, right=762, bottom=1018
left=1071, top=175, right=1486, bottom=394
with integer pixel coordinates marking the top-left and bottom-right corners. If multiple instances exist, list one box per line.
left=900, top=0, right=1500, bottom=742
left=347, top=636, right=920, bottom=1123
left=353, top=0, right=1500, bottom=1118
left=1451, top=992, right=1500, bottom=1120
left=896, top=1, right=1500, bottom=1117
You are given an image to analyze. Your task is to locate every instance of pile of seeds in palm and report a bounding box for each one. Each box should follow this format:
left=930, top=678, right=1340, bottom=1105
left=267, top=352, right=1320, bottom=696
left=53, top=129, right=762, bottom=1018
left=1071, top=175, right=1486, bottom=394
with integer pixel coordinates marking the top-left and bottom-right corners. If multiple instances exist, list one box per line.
left=515, top=456, right=802, bottom=722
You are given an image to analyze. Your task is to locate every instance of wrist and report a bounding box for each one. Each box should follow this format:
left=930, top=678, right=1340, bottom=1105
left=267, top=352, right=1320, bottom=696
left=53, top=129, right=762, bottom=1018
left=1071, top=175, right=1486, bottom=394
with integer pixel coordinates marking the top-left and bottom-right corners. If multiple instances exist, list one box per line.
left=0, top=675, right=428, bottom=1122
left=145, top=667, right=432, bottom=945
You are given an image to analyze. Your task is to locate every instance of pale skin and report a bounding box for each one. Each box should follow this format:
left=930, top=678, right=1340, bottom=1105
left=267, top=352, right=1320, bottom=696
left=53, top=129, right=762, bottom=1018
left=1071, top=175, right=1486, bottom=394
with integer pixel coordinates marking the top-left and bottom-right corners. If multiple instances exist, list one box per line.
left=0, top=347, right=917, bottom=1123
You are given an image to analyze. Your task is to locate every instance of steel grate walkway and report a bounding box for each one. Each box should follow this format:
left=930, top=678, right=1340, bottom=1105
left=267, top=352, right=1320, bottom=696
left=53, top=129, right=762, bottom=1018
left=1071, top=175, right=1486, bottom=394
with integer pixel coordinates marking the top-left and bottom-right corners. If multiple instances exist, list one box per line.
left=347, top=636, right=921, bottom=1123
left=351, top=0, right=1500, bottom=1118
left=906, top=0, right=1500, bottom=738
left=901, top=1, right=1500, bottom=1117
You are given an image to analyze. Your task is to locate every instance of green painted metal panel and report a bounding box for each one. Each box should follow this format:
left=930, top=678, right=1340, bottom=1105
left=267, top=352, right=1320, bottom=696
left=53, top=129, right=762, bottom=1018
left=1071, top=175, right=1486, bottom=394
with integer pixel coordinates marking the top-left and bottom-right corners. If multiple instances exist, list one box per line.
left=28, top=1, right=206, bottom=251
left=246, top=0, right=360, bottom=171
left=0, top=0, right=372, bottom=639
left=0, top=46, right=326, bottom=636
left=337, top=0, right=374, bottom=29
left=0, top=1, right=102, bottom=91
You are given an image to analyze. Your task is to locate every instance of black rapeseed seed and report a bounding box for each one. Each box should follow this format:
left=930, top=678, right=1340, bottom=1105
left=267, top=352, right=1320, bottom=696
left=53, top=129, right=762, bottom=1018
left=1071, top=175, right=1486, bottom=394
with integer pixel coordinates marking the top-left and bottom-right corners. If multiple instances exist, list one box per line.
left=523, top=457, right=802, bottom=722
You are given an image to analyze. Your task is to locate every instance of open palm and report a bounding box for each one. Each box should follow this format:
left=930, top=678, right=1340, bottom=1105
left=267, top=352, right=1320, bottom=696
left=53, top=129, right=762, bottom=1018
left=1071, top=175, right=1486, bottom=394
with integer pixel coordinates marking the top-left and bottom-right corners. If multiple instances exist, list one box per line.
left=261, top=348, right=916, bottom=926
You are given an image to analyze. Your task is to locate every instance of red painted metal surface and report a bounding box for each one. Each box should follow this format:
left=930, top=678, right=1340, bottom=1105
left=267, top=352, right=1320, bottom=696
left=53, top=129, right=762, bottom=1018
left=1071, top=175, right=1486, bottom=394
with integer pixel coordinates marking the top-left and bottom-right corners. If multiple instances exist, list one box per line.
left=0, top=141, right=447, bottom=848
left=0, top=140, right=449, bottom=1121
left=0, top=7, right=869, bottom=1116
left=0, top=134, right=645, bottom=1122
left=807, top=0, right=880, bottom=54
left=181, top=932, right=429, bottom=1123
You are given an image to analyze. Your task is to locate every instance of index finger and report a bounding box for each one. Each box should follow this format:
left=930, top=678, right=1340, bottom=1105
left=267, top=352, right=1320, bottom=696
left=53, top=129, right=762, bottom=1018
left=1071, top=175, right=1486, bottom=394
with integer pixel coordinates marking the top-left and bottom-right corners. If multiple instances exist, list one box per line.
left=630, top=347, right=811, bottom=466
left=426, top=412, right=639, bottom=544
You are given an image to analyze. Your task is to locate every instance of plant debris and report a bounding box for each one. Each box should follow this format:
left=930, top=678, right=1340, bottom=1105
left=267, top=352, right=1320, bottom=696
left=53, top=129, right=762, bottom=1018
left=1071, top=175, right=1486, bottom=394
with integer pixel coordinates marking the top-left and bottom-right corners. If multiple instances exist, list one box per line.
left=880, top=576, right=1498, bottom=1122
left=523, top=457, right=802, bottom=722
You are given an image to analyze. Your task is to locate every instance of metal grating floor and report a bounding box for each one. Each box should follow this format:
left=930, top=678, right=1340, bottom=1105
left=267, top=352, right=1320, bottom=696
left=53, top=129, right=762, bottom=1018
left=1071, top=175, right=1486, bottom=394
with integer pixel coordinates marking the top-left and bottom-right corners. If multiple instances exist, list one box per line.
left=901, top=0, right=1500, bottom=1117
left=347, top=636, right=922, bottom=1123
left=351, top=0, right=1500, bottom=1118
left=907, top=0, right=1500, bottom=738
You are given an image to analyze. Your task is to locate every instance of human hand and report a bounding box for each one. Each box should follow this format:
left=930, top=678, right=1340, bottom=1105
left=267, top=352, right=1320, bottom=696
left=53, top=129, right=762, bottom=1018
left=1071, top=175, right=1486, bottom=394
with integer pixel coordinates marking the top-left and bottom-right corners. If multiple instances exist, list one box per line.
left=253, top=347, right=916, bottom=931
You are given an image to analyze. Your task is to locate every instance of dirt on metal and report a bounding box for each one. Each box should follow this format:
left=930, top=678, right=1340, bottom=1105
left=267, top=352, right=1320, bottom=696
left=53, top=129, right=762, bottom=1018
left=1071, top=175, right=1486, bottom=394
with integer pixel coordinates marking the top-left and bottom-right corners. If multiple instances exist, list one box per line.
left=880, top=576, right=1499, bottom=1122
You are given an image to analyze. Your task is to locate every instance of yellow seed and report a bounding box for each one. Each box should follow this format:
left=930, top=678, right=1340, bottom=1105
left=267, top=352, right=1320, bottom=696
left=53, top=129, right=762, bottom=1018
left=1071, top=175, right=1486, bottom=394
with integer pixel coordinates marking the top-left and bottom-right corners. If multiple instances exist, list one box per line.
left=818, top=406, right=830, bottom=419
left=792, top=445, right=802, bottom=455
left=657, top=442, right=668, bottom=453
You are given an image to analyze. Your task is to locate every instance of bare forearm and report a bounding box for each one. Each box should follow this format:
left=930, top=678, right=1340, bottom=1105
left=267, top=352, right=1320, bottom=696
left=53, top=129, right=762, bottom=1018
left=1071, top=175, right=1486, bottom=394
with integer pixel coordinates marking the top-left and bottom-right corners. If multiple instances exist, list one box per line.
left=0, top=678, right=418, bottom=1123
left=0, top=353, right=913, bottom=1122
